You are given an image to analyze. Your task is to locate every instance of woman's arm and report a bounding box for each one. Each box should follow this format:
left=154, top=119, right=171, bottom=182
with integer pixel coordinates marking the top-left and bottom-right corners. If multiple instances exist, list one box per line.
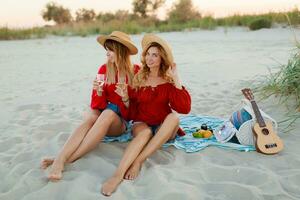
left=167, top=63, right=191, bottom=113
left=168, top=63, right=182, bottom=89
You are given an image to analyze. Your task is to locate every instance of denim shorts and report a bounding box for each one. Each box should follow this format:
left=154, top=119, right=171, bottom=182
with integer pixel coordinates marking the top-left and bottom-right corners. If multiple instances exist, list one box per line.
left=103, top=103, right=129, bottom=130
left=133, top=121, right=161, bottom=135
left=149, top=124, right=160, bottom=135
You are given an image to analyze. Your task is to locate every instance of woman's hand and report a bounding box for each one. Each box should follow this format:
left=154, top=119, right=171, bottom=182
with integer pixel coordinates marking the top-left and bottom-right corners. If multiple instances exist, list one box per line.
left=167, top=63, right=182, bottom=89
left=115, top=83, right=129, bottom=101
left=167, top=63, right=179, bottom=78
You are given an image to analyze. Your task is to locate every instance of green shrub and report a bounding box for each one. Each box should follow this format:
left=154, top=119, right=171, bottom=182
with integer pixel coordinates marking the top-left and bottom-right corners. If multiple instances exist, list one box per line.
left=248, top=18, right=272, bottom=30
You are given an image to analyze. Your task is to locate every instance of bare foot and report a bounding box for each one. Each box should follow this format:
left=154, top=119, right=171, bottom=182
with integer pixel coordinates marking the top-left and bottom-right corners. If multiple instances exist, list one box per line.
left=40, top=157, right=54, bottom=169
left=124, top=162, right=141, bottom=180
left=48, top=158, right=64, bottom=181
left=101, top=176, right=123, bottom=196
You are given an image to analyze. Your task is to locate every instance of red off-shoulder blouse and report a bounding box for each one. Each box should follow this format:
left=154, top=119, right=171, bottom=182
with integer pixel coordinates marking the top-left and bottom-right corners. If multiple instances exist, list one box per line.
left=90, top=64, right=139, bottom=120
left=129, top=82, right=191, bottom=126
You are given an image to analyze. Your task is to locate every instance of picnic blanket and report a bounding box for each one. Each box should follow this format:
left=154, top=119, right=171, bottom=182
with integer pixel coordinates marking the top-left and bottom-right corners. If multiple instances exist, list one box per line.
left=103, top=115, right=256, bottom=153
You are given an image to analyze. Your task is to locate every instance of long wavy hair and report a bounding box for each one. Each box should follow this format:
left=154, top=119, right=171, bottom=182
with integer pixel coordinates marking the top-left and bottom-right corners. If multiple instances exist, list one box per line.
left=104, top=39, right=134, bottom=85
left=133, top=42, right=173, bottom=88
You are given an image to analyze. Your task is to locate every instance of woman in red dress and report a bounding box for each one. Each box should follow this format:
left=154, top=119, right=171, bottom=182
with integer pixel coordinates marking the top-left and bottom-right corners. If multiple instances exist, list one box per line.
left=40, top=31, right=138, bottom=182
left=101, top=34, right=191, bottom=196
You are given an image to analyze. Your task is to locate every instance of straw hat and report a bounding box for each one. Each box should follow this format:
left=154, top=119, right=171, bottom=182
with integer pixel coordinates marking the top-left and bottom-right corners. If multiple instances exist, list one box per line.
left=141, top=34, right=174, bottom=64
left=97, top=31, right=138, bottom=55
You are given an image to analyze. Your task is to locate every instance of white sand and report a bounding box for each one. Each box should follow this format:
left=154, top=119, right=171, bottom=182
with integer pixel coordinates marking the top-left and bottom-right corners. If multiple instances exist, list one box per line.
left=0, top=27, right=300, bottom=200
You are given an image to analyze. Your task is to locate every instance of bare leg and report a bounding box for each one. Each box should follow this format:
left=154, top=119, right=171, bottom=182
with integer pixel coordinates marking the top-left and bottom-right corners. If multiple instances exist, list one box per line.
left=45, top=109, right=100, bottom=181
left=67, top=109, right=125, bottom=163
left=126, top=113, right=179, bottom=180
left=101, top=123, right=153, bottom=196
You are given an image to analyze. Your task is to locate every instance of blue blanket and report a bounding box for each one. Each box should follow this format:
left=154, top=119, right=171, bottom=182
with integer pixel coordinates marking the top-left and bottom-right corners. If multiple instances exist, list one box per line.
left=103, top=115, right=255, bottom=153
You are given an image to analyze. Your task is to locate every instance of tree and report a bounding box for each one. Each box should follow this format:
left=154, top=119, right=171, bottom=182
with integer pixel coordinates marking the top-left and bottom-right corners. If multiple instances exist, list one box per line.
left=96, top=12, right=115, bottom=23
left=42, top=2, right=72, bottom=25
left=132, top=0, right=165, bottom=18
left=168, top=0, right=201, bottom=23
left=75, top=8, right=96, bottom=22
left=114, top=10, right=130, bottom=21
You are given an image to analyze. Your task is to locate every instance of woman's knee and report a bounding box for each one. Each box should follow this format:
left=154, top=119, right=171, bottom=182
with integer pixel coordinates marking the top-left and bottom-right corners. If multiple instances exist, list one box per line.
left=87, top=109, right=117, bottom=126
left=132, top=123, right=153, bottom=138
left=166, top=113, right=180, bottom=125
left=100, top=109, right=118, bottom=119
left=84, top=113, right=99, bottom=125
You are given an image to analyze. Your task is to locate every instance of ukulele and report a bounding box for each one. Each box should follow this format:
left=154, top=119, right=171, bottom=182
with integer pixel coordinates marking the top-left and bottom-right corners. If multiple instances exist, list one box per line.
left=241, top=88, right=284, bottom=154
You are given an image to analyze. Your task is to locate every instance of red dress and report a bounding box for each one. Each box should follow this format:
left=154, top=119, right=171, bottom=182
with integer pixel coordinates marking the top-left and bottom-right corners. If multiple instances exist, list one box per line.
left=128, top=83, right=191, bottom=135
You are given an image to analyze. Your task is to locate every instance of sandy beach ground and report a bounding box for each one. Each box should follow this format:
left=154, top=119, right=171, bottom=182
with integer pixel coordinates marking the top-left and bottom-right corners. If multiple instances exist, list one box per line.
left=0, top=27, right=300, bottom=200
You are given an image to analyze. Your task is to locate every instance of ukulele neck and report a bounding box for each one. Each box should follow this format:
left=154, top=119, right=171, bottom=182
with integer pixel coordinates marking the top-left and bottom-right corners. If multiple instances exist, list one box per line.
left=250, top=100, right=266, bottom=127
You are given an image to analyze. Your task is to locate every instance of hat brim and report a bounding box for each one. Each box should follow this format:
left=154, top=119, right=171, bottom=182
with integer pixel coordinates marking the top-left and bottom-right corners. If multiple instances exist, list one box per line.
left=141, top=34, right=174, bottom=64
left=97, top=35, right=138, bottom=55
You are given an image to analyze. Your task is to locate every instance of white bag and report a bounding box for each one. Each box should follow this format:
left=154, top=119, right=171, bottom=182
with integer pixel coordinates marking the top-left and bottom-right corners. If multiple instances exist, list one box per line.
left=235, top=99, right=278, bottom=146
left=214, top=99, right=278, bottom=145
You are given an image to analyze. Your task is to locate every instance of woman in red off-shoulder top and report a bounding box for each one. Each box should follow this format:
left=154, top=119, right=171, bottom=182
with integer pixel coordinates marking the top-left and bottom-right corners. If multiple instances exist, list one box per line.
left=40, top=31, right=138, bottom=183
left=101, top=34, right=191, bottom=196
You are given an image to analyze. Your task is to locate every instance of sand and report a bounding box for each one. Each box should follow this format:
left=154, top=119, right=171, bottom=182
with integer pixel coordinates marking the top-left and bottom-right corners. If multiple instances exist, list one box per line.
left=0, top=27, right=300, bottom=200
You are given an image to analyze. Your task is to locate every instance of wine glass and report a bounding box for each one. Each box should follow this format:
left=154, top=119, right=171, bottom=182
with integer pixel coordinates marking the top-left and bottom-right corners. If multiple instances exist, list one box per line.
left=96, top=74, right=105, bottom=86
left=117, top=70, right=127, bottom=87
left=96, top=74, right=105, bottom=96
left=116, top=73, right=127, bottom=98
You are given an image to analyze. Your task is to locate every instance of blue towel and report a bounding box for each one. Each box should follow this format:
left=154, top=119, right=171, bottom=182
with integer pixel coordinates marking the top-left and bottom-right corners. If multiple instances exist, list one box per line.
left=103, top=115, right=256, bottom=153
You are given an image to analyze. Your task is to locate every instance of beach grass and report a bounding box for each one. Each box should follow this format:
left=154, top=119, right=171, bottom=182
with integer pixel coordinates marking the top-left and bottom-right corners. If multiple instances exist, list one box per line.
left=259, top=44, right=300, bottom=126
left=0, top=27, right=47, bottom=40
left=1, top=8, right=299, bottom=40
left=216, top=8, right=300, bottom=27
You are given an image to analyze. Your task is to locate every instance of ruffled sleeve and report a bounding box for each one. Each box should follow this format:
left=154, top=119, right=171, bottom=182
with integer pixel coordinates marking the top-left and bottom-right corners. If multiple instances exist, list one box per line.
left=90, top=64, right=108, bottom=110
left=133, top=64, right=140, bottom=74
left=169, top=85, right=191, bottom=114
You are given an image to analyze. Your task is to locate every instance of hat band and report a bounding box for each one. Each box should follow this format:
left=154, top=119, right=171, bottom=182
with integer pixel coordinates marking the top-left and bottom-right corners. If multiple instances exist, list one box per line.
left=110, top=35, right=130, bottom=41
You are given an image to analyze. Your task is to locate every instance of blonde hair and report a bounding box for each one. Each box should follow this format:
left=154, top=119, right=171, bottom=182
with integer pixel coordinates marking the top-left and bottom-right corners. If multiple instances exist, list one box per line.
left=133, top=42, right=173, bottom=88
left=104, top=40, right=134, bottom=85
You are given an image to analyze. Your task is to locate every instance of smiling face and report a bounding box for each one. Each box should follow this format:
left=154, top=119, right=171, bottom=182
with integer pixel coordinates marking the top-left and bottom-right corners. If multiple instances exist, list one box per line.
left=145, top=46, right=162, bottom=69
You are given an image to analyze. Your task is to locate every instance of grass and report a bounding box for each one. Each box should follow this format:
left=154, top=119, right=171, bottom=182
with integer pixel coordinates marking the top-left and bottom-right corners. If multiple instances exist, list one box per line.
left=261, top=46, right=300, bottom=109
left=259, top=44, right=300, bottom=127
left=0, top=27, right=47, bottom=40
left=216, top=8, right=300, bottom=28
left=1, top=8, right=299, bottom=40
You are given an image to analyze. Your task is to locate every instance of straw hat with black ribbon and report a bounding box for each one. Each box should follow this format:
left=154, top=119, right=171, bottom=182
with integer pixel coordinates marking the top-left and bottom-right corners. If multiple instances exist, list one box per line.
left=97, top=31, right=138, bottom=55
left=141, top=34, right=174, bottom=64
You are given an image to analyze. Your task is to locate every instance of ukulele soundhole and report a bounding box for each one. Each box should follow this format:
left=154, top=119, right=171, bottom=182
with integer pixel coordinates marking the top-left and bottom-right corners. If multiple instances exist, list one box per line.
left=262, top=128, right=269, bottom=135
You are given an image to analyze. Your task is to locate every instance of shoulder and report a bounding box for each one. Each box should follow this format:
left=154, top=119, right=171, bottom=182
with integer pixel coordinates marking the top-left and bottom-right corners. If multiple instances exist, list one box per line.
left=161, top=82, right=178, bottom=91
left=98, top=64, right=107, bottom=73
left=162, top=82, right=174, bottom=89
left=98, top=64, right=107, bottom=74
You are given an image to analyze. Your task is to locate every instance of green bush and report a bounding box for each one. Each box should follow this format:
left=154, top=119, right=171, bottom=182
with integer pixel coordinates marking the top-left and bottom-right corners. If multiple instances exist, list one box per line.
left=248, top=18, right=272, bottom=30
left=199, top=17, right=217, bottom=30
